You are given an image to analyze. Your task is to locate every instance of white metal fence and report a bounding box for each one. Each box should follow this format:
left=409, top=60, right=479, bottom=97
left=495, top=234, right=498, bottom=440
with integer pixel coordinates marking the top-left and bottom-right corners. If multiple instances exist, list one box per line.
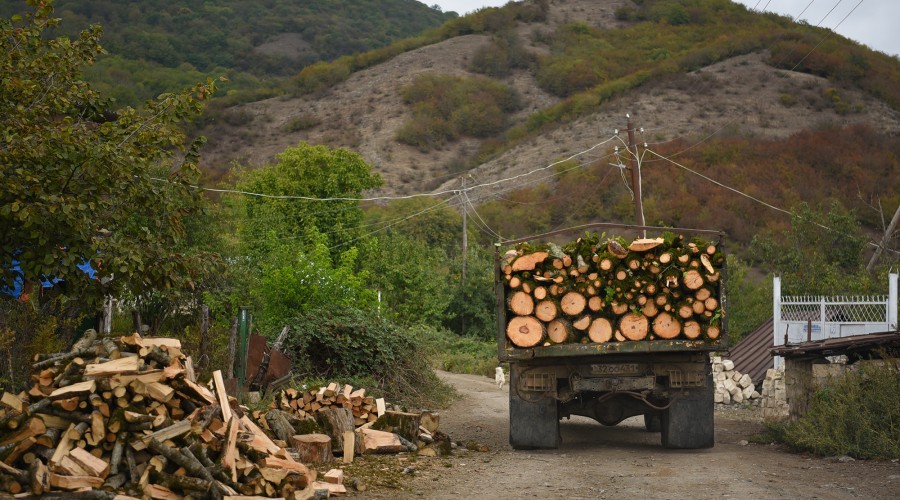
left=773, top=273, right=898, bottom=368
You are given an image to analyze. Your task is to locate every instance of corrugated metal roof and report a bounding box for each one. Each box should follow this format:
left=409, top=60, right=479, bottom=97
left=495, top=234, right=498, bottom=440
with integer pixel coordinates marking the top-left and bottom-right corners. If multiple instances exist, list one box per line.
left=771, top=330, right=900, bottom=357
left=729, top=317, right=774, bottom=385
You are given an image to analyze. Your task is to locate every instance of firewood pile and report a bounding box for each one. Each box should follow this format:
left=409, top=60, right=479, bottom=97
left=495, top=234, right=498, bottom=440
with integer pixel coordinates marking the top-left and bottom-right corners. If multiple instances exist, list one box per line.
left=502, top=232, right=725, bottom=347
left=276, top=382, right=383, bottom=428
left=0, top=329, right=316, bottom=499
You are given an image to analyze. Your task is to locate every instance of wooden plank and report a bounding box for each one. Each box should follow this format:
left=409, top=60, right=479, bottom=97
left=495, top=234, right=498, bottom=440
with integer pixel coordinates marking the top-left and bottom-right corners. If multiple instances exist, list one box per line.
left=49, top=472, right=104, bottom=490
left=342, top=431, right=355, bottom=463
left=222, top=418, right=239, bottom=483
left=239, top=416, right=280, bottom=455
left=181, top=378, right=216, bottom=405
left=68, top=447, right=110, bottom=479
left=145, top=382, right=175, bottom=403
left=324, top=468, right=344, bottom=485
left=109, top=371, right=164, bottom=388
left=130, top=419, right=191, bottom=451
left=49, top=423, right=77, bottom=466
left=138, top=337, right=182, bottom=350
left=84, top=356, right=142, bottom=378
left=211, top=370, right=233, bottom=423
left=48, top=380, right=95, bottom=400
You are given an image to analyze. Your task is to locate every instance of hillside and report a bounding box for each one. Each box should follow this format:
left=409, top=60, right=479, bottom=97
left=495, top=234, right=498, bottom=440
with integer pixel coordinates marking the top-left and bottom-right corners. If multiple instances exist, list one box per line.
left=197, top=0, right=900, bottom=247
left=0, top=0, right=456, bottom=105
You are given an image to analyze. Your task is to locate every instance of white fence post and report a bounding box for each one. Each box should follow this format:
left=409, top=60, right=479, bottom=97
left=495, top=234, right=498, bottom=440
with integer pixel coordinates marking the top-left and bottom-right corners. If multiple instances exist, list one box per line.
left=890, top=273, right=898, bottom=330
left=773, top=276, right=782, bottom=369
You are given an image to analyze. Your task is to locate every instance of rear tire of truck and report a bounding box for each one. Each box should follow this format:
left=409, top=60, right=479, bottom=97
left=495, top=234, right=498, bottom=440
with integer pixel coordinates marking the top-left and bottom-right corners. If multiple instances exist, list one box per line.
left=660, top=369, right=714, bottom=449
left=509, top=364, right=560, bottom=449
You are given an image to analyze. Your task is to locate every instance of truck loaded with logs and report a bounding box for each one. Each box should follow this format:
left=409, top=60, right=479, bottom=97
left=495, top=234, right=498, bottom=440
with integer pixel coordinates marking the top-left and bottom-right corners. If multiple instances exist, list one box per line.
left=496, top=223, right=726, bottom=449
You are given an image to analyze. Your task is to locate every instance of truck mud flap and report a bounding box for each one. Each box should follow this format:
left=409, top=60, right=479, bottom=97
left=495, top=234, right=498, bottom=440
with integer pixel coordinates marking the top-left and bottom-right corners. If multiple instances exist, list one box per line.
left=509, top=364, right=559, bottom=449
left=661, top=369, right=714, bottom=449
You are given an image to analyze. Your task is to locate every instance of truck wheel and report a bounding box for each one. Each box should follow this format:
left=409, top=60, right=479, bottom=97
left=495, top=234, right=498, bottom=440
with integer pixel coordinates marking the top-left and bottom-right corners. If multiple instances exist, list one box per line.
left=509, top=364, right=560, bottom=449
left=643, top=413, right=661, bottom=432
left=661, top=369, right=714, bottom=449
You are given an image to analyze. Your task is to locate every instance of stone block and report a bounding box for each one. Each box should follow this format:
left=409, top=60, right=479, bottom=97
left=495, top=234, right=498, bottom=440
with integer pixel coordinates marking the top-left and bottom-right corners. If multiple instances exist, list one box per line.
left=715, top=372, right=726, bottom=382
left=723, top=379, right=737, bottom=392
left=742, top=385, right=754, bottom=399
left=722, top=359, right=735, bottom=371
left=732, top=371, right=743, bottom=382
left=733, top=390, right=744, bottom=403
left=751, top=390, right=760, bottom=399
left=722, top=391, right=731, bottom=404
left=712, top=356, right=722, bottom=365
left=739, top=373, right=753, bottom=388
left=713, top=363, right=724, bottom=373
left=714, top=392, right=724, bottom=403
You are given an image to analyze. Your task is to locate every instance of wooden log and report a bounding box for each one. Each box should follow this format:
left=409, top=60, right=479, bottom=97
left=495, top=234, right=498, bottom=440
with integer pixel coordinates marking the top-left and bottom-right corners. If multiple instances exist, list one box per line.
left=48, top=380, right=95, bottom=400
left=683, top=321, right=702, bottom=339
left=291, top=434, right=333, bottom=464
left=629, top=237, right=663, bottom=252
left=692, top=299, right=706, bottom=315
left=683, top=269, right=705, bottom=290
left=704, top=297, right=719, bottom=311
left=264, top=410, right=295, bottom=444
left=572, top=315, right=591, bottom=331
left=652, top=312, right=681, bottom=339
left=316, top=408, right=354, bottom=451
left=68, top=447, right=109, bottom=479
left=507, top=291, right=534, bottom=316
left=610, top=302, right=628, bottom=315
left=677, top=302, right=694, bottom=319
left=511, top=251, right=548, bottom=272
left=546, top=319, right=572, bottom=344
left=49, top=472, right=104, bottom=490
left=560, top=292, right=586, bottom=316
left=505, top=316, right=544, bottom=348
left=619, top=313, right=649, bottom=341
left=587, top=296, right=603, bottom=312
left=588, top=317, right=613, bottom=343
left=694, top=287, right=712, bottom=302
left=534, top=300, right=558, bottom=322
left=532, top=286, right=547, bottom=300
left=357, top=428, right=404, bottom=454
left=83, top=357, right=143, bottom=378
left=706, top=325, right=721, bottom=339
left=641, top=300, right=659, bottom=318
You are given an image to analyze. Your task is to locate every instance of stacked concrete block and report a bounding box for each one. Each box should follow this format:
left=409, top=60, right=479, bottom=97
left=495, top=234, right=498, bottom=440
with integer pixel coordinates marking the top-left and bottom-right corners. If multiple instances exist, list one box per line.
left=711, top=356, right=761, bottom=405
left=760, top=367, right=789, bottom=418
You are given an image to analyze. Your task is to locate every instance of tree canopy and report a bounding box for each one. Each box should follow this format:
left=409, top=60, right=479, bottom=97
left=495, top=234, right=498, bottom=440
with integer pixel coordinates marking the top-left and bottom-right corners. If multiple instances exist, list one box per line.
left=1, top=2, right=218, bottom=306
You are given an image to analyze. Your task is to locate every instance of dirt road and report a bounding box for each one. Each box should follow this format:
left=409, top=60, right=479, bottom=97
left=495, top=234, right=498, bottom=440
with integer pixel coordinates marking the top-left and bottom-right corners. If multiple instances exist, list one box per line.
left=359, top=371, right=900, bottom=499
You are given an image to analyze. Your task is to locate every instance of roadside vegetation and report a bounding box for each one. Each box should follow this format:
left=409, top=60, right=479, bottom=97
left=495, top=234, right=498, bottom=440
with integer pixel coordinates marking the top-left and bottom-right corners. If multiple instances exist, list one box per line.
left=759, top=359, right=900, bottom=460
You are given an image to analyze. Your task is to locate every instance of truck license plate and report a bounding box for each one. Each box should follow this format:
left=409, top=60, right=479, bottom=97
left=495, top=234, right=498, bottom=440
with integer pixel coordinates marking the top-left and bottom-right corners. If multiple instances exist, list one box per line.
left=590, top=363, right=642, bottom=376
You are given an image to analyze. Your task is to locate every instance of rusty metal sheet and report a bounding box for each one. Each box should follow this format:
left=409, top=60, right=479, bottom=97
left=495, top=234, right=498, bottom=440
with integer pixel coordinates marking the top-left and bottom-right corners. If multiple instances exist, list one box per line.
left=245, top=334, right=293, bottom=389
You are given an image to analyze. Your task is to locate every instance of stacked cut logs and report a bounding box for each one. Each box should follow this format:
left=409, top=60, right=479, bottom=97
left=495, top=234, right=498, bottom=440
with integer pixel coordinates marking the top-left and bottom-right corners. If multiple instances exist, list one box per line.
left=0, top=330, right=316, bottom=499
left=502, top=233, right=725, bottom=347
left=277, top=382, right=383, bottom=427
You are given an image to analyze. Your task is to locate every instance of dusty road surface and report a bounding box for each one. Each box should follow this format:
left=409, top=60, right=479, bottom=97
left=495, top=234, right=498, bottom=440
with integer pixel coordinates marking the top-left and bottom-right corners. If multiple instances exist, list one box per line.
left=357, top=371, right=900, bottom=500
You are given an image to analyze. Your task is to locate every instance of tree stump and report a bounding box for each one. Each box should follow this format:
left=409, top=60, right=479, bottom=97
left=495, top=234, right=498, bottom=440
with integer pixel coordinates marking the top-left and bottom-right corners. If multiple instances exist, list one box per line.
left=291, top=434, right=333, bottom=464
left=315, top=408, right=355, bottom=451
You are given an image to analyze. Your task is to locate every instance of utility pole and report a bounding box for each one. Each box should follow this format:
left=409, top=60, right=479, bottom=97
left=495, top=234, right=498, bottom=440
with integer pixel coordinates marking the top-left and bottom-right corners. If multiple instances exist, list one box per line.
left=461, top=175, right=468, bottom=285
left=625, top=114, right=646, bottom=235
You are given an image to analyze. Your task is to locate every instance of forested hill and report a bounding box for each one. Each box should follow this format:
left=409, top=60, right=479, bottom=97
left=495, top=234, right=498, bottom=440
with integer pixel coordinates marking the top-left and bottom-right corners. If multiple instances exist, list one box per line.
left=0, top=0, right=456, bottom=105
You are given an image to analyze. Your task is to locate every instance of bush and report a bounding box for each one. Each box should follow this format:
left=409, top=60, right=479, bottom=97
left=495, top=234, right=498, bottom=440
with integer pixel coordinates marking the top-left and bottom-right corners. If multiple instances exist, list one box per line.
left=283, top=307, right=453, bottom=409
left=284, top=114, right=322, bottom=132
left=428, top=334, right=498, bottom=378
left=775, top=359, right=900, bottom=459
left=396, top=74, right=521, bottom=150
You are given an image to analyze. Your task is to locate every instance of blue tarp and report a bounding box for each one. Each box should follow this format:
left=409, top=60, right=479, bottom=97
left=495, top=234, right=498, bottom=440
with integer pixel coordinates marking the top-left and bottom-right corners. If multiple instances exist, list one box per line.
left=2, top=258, right=98, bottom=299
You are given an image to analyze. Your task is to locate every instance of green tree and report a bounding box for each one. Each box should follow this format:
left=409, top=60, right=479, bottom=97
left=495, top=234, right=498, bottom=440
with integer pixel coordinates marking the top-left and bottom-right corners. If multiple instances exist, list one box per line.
left=236, top=142, right=383, bottom=259
left=1, top=2, right=218, bottom=307
left=749, top=202, right=871, bottom=295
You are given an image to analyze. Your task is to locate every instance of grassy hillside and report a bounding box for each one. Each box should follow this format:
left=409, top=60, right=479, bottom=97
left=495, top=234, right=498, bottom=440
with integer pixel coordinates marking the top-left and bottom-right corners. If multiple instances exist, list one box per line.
left=0, top=0, right=455, bottom=106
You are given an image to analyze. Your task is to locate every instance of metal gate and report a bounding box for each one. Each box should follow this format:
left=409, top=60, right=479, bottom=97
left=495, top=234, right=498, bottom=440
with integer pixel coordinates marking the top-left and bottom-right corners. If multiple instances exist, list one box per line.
left=773, top=273, right=898, bottom=368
